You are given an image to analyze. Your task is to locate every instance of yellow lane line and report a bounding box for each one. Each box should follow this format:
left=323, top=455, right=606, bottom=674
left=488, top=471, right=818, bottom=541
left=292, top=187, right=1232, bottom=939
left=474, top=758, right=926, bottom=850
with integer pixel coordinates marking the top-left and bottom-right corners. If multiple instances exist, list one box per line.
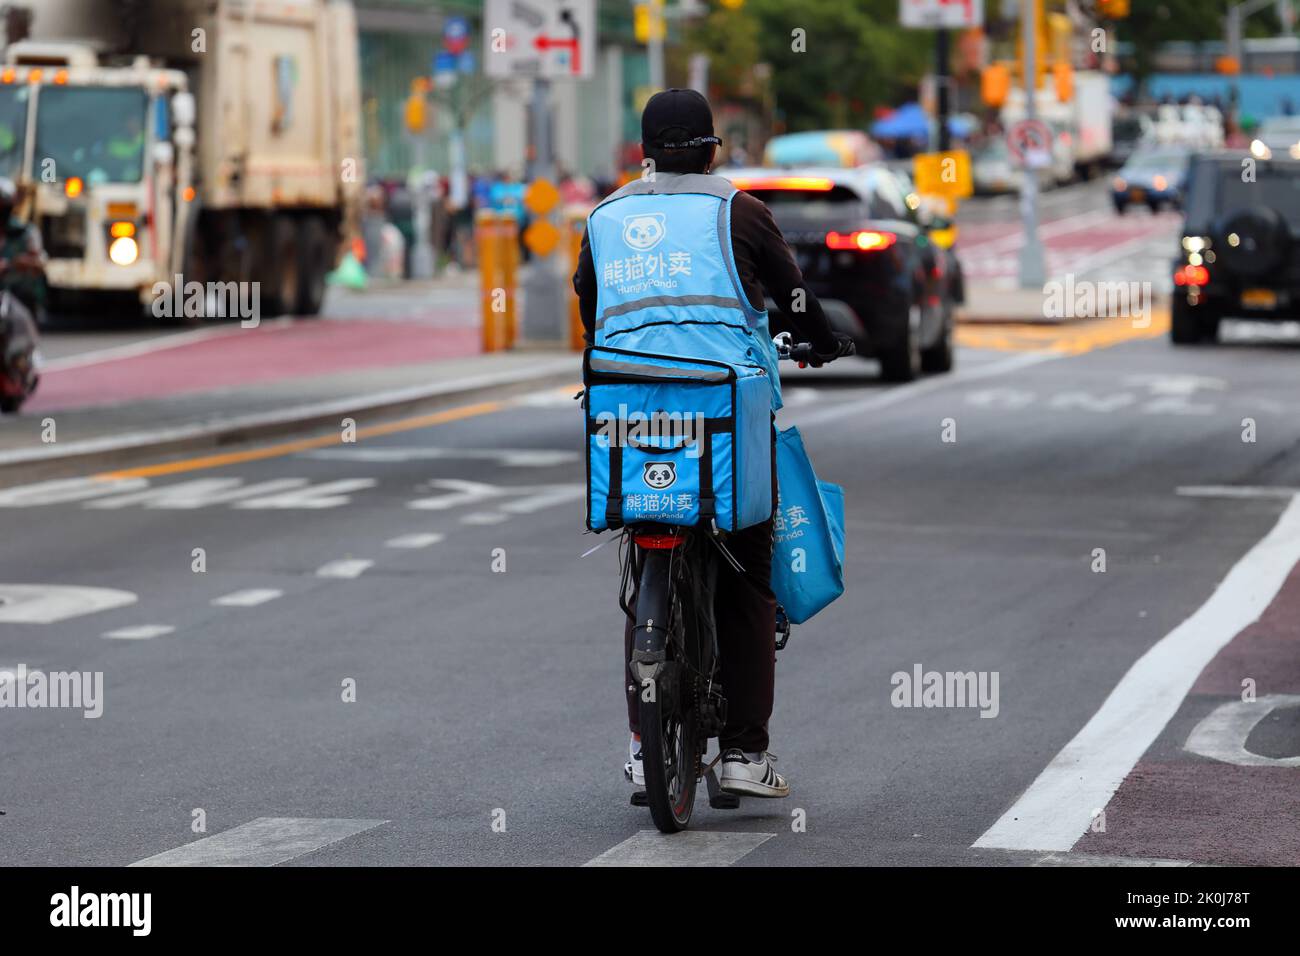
left=96, top=400, right=505, bottom=481
left=956, top=309, right=1171, bottom=356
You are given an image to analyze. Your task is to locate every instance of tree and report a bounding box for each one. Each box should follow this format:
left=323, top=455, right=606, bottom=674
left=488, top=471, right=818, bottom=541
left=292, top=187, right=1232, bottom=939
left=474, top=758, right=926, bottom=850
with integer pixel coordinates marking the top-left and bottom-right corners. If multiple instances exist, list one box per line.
left=682, top=0, right=932, bottom=132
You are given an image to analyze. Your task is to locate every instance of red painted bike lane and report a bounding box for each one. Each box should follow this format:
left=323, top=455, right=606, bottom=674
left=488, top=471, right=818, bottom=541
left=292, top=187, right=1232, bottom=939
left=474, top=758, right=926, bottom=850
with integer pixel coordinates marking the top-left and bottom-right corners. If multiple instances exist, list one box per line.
left=30, top=318, right=482, bottom=413
left=1075, top=560, right=1300, bottom=865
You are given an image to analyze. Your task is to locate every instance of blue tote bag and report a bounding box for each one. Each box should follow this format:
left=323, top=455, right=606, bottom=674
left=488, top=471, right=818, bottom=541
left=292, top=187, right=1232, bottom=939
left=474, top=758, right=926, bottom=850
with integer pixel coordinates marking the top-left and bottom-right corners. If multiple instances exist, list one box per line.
left=771, top=426, right=845, bottom=624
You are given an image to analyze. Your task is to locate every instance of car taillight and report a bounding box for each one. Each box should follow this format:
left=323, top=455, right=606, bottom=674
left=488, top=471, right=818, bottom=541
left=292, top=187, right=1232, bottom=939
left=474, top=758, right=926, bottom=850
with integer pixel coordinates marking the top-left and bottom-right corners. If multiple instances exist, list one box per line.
left=731, top=176, right=834, bottom=192
left=1174, top=264, right=1209, bottom=287
left=826, top=230, right=897, bottom=252
left=1153, top=175, right=1168, bottom=190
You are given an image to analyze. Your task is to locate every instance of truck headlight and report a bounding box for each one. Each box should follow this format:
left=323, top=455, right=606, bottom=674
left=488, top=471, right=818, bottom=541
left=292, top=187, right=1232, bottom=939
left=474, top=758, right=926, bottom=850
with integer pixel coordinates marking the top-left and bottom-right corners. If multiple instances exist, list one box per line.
left=108, top=235, right=139, bottom=266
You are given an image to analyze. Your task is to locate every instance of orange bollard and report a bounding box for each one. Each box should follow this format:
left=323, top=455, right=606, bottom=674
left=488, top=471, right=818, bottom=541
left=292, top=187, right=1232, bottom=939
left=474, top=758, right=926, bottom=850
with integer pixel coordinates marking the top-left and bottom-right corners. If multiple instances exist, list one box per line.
left=499, top=211, right=520, bottom=349
left=476, top=209, right=504, bottom=352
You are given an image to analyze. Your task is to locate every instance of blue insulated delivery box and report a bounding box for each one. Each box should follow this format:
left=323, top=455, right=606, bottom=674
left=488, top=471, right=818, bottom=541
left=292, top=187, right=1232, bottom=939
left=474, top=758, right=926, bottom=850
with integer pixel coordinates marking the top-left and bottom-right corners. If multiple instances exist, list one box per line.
left=585, top=346, right=774, bottom=532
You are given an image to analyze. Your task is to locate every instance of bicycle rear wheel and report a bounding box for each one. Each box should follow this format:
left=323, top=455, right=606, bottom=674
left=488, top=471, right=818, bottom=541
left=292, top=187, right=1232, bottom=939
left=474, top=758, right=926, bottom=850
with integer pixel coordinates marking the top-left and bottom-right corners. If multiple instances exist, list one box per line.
left=633, top=549, right=702, bottom=833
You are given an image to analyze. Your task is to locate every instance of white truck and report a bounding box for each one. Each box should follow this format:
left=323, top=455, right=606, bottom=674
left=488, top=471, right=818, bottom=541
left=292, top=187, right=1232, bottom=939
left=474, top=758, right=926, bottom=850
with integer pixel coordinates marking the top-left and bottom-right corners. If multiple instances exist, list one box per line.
left=1001, top=70, right=1115, bottom=183
left=0, top=0, right=363, bottom=320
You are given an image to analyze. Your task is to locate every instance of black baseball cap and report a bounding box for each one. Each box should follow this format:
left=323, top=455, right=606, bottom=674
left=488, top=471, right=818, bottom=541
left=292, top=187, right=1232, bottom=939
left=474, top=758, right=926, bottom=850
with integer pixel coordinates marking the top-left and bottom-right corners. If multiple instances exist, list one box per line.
left=641, top=88, right=721, bottom=150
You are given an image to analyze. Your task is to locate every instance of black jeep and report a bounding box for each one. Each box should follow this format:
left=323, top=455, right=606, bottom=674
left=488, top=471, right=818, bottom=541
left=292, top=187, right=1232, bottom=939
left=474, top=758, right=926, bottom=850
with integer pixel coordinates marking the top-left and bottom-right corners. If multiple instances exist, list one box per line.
left=1172, top=152, right=1300, bottom=344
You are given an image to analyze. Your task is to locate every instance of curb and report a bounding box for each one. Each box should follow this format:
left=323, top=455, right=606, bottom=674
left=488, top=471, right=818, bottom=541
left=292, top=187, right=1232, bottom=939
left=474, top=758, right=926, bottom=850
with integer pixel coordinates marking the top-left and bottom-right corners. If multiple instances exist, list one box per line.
left=0, top=356, right=580, bottom=487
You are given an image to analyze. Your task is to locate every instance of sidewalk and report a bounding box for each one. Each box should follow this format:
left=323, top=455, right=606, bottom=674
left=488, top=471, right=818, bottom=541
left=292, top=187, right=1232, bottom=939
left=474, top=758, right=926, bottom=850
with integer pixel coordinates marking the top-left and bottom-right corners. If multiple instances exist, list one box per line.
left=0, top=298, right=580, bottom=484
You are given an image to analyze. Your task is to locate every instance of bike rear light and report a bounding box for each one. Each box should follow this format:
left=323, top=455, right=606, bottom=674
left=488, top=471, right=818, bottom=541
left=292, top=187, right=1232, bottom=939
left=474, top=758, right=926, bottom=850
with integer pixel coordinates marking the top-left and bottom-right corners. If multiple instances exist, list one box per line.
left=1174, top=264, right=1209, bottom=287
left=730, top=176, right=834, bottom=192
left=634, top=532, right=685, bottom=550
left=825, top=230, right=897, bottom=252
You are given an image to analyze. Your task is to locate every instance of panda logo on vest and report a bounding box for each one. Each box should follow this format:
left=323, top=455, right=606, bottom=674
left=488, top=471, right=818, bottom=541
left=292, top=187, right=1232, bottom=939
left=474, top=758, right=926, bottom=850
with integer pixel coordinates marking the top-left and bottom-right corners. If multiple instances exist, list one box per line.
left=642, top=461, right=677, bottom=490
left=622, top=213, right=667, bottom=252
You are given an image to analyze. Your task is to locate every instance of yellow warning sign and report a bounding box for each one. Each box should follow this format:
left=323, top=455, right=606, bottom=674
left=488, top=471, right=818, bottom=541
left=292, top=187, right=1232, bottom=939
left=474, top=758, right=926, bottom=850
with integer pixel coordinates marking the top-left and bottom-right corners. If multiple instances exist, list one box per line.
left=524, top=179, right=561, bottom=217
left=523, top=219, right=561, bottom=257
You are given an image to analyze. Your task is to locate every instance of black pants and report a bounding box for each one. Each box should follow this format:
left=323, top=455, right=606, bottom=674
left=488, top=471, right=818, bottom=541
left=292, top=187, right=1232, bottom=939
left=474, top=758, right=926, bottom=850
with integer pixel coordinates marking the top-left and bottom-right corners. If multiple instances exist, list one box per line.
left=624, top=518, right=777, bottom=754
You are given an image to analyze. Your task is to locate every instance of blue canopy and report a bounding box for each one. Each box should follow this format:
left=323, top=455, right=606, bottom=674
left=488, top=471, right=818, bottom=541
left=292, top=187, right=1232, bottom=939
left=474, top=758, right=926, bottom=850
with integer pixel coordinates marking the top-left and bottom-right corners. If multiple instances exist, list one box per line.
left=871, top=103, right=972, bottom=141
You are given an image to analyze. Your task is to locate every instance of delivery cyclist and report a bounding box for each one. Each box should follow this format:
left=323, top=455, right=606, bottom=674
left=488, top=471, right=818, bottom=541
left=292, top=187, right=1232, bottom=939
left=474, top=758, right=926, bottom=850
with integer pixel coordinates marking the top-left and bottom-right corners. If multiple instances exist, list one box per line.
left=572, top=89, right=852, bottom=798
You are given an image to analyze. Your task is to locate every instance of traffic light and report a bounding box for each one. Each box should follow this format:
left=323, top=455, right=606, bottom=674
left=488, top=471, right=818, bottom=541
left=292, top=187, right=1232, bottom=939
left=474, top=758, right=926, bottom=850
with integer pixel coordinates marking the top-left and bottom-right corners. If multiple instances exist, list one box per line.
left=1097, top=0, right=1130, bottom=17
left=981, top=63, right=1011, bottom=108
left=1053, top=61, right=1074, bottom=103
left=634, top=0, right=665, bottom=44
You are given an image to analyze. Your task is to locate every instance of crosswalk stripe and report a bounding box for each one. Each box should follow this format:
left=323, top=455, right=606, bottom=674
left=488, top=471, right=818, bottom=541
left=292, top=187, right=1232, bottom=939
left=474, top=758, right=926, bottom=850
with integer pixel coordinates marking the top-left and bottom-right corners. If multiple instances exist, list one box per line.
left=584, top=830, right=775, bottom=867
left=130, top=817, right=387, bottom=867
left=211, top=589, right=283, bottom=607
left=103, top=625, right=175, bottom=640
left=315, top=559, right=373, bottom=579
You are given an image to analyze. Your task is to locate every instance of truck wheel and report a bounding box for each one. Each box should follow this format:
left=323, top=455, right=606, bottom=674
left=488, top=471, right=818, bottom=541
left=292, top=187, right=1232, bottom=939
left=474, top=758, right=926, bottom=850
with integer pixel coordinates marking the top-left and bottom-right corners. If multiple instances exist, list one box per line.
left=295, top=217, right=331, bottom=317
left=261, top=215, right=300, bottom=317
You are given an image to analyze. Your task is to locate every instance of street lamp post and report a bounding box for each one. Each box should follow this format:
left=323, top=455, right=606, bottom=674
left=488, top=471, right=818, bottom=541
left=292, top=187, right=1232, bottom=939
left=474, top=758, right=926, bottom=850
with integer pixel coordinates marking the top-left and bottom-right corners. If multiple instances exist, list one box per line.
left=1018, top=0, right=1047, bottom=290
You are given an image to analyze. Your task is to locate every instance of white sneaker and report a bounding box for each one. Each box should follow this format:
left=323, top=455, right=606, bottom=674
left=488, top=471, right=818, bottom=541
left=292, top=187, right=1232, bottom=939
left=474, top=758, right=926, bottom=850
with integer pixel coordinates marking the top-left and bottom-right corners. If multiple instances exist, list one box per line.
left=718, top=749, right=789, bottom=798
left=624, top=735, right=645, bottom=787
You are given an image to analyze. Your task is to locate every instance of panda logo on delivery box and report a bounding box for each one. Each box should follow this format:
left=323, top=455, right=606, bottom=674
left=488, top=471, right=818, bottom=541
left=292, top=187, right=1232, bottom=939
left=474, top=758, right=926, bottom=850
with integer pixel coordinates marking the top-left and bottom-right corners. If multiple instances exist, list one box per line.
left=642, top=461, right=677, bottom=490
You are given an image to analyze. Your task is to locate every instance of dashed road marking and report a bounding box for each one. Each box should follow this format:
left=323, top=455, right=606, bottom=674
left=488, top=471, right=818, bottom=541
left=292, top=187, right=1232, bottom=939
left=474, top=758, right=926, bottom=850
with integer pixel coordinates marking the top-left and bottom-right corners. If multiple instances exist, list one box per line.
left=211, top=589, right=284, bottom=607
left=584, top=830, right=776, bottom=867
left=103, top=625, right=175, bottom=640
left=0, top=584, right=137, bottom=623
left=1178, top=485, right=1300, bottom=500
left=384, top=533, right=445, bottom=549
left=129, top=817, right=388, bottom=867
left=316, top=559, right=373, bottom=579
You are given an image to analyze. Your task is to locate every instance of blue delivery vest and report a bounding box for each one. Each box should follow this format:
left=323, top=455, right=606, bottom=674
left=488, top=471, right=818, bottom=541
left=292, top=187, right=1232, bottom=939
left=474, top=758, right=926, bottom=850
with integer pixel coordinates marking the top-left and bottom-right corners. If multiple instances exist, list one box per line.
left=587, top=173, right=783, bottom=410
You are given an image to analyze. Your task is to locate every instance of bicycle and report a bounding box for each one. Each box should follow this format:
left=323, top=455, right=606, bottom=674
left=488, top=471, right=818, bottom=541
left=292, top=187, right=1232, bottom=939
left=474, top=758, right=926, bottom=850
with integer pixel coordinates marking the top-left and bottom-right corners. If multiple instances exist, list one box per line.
left=620, top=335, right=850, bottom=832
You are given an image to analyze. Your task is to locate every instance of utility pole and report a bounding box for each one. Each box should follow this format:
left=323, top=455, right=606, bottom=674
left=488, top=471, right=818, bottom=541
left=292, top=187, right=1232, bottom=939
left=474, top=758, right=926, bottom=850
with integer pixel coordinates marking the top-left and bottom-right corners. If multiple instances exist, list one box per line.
left=936, top=28, right=952, bottom=152
left=1018, top=0, right=1046, bottom=289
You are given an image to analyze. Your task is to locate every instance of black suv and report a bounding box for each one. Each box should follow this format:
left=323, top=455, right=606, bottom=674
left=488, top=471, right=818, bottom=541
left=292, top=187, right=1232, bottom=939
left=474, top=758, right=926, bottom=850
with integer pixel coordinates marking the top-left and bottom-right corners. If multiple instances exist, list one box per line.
left=1172, top=152, right=1300, bottom=343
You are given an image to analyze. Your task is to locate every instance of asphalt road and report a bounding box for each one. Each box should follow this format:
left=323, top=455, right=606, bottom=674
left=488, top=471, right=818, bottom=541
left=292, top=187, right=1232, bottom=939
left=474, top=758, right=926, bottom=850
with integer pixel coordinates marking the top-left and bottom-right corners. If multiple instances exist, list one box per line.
left=3, top=319, right=1299, bottom=866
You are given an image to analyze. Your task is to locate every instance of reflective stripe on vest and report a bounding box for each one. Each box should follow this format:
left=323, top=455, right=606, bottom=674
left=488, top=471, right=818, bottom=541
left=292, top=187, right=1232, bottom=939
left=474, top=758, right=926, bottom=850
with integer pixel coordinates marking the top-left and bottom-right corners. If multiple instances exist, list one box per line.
left=587, top=174, right=782, bottom=410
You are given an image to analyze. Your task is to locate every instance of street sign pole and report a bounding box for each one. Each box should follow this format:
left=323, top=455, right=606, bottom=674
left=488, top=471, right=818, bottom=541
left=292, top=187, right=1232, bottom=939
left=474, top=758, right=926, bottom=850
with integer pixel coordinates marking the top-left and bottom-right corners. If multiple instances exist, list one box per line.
left=936, top=28, right=951, bottom=152
left=523, top=77, right=564, bottom=340
left=1018, top=0, right=1046, bottom=289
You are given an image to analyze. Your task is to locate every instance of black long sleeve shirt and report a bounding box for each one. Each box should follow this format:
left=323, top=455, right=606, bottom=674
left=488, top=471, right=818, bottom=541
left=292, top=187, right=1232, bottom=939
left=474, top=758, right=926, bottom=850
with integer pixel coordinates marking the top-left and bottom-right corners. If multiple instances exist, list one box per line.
left=572, top=184, right=838, bottom=353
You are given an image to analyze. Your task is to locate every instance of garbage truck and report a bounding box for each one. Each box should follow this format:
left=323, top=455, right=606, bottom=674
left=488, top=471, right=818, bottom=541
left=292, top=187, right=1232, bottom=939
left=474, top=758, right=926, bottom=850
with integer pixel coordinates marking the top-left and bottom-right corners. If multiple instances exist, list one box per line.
left=0, top=0, right=364, bottom=319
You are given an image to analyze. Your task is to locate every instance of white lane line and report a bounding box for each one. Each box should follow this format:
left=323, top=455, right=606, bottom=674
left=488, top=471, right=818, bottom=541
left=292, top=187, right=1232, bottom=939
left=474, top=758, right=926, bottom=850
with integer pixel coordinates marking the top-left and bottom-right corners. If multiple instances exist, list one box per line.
left=103, top=625, right=175, bottom=640
left=315, top=559, right=373, bottom=579
left=788, top=351, right=1058, bottom=428
left=129, top=817, right=387, bottom=867
left=1178, top=485, right=1300, bottom=500
left=974, top=494, right=1300, bottom=853
left=584, top=830, right=776, bottom=867
left=211, top=589, right=284, bottom=607
left=384, top=533, right=445, bottom=549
